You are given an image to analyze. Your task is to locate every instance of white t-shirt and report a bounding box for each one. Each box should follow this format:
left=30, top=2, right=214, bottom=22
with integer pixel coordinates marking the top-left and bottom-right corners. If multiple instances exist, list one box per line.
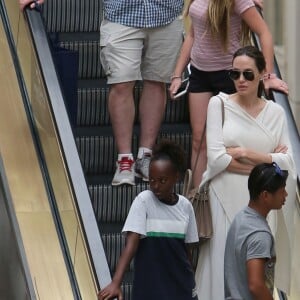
left=123, top=190, right=199, bottom=243
left=122, top=190, right=199, bottom=300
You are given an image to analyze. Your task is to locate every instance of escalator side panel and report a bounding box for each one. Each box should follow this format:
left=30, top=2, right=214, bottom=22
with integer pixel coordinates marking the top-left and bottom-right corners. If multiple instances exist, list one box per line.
left=0, top=13, right=75, bottom=300
left=0, top=157, right=35, bottom=300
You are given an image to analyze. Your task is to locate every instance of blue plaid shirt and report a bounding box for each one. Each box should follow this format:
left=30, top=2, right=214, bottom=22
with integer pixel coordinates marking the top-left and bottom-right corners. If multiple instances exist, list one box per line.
left=103, top=0, right=184, bottom=28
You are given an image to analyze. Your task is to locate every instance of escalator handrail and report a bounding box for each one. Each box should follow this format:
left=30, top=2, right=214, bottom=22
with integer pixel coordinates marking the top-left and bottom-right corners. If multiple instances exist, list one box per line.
left=252, top=8, right=300, bottom=191
left=22, top=7, right=112, bottom=290
left=1, top=2, right=84, bottom=298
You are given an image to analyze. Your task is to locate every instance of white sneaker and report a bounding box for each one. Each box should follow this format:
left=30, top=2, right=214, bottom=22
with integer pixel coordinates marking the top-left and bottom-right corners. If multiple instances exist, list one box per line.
left=112, top=157, right=135, bottom=186
left=135, top=153, right=151, bottom=181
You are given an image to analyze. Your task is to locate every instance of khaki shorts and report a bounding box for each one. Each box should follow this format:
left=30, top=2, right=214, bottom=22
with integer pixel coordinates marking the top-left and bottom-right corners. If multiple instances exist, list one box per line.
left=100, top=19, right=184, bottom=84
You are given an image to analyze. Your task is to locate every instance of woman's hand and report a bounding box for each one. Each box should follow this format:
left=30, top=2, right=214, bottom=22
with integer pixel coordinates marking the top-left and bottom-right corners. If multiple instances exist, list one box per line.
left=98, top=282, right=123, bottom=300
left=169, top=77, right=183, bottom=100
left=263, top=76, right=289, bottom=95
left=274, top=144, right=288, bottom=154
left=226, top=147, right=245, bottom=159
left=19, top=0, right=44, bottom=11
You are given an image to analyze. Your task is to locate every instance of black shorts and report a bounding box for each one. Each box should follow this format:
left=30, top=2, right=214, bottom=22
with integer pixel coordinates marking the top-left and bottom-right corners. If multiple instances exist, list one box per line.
left=188, top=65, right=236, bottom=95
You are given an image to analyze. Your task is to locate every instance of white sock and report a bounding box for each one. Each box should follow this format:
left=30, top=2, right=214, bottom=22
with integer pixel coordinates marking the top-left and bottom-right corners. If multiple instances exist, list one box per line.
left=137, top=147, right=152, bottom=159
left=118, top=153, right=134, bottom=161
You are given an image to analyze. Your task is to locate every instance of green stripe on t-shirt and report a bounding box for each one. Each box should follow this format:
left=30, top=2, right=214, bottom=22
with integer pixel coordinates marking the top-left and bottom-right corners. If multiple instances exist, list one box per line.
left=147, top=231, right=185, bottom=239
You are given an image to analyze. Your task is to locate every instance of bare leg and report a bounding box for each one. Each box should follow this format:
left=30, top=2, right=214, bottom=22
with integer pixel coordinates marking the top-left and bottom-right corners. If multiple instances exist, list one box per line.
left=139, top=80, right=166, bottom=148
left=108, top=81, right=136, bottom=154
left=189, top=92, right=212, bottom=187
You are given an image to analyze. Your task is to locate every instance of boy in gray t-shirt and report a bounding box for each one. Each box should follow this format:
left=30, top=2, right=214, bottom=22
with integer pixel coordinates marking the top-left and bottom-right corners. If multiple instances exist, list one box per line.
left=224, top=162, right=288, bottom=300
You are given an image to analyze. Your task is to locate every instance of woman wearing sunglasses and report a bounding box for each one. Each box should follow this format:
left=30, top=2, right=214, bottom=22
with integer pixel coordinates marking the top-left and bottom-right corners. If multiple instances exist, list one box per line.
left=170, top=0, right=288, bottom=189
left=194, top=45, right=296, bottom=299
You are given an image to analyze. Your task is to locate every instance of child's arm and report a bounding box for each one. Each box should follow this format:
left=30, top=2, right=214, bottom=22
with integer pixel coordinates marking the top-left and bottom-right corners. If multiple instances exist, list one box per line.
left=186, top=243, right=198, bottom=272
left=98, top=232, right=140, bottom=300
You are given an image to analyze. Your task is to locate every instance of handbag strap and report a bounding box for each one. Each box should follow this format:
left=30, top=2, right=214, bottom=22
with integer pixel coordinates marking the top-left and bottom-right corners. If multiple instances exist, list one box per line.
left=183, top=169, right=193, bottom=197
left=218, top=95, right=225, bottom=127
left=191, top=94, right=225, bottom=185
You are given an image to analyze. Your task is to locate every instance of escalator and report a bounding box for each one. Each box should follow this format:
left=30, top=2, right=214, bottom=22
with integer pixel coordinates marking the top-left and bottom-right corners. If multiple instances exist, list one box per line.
left=0, top=1, right=110, bottom=298
left=39, top=2, right=300, bottom=300
left=40, top=0, right=192, bottom=299
left=1, top=0, right=299, bottom=299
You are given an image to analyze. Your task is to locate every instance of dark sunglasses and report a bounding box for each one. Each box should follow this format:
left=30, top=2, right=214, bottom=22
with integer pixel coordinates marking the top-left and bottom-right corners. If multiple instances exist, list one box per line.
left=228, top=70, right=255, bottom=81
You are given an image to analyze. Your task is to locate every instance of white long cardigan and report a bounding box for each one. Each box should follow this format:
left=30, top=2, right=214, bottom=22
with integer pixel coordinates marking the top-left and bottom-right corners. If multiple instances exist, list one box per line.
left=195, top=93, right=297, bottom=299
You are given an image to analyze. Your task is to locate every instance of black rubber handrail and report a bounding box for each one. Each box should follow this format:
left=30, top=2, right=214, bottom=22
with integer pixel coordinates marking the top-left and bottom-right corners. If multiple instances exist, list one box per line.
left=253, top=7, right=300, bottom=191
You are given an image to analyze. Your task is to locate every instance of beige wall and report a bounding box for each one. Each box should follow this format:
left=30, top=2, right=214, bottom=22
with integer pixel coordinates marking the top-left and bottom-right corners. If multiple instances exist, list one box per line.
left=264, top=0, right=300, bottom=130
left=284, top=1, right=300, bottom=130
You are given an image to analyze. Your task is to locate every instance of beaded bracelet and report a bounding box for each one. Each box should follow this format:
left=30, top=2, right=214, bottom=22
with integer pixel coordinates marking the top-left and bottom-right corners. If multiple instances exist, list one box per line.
left=262, top=73, right=276, bottom=81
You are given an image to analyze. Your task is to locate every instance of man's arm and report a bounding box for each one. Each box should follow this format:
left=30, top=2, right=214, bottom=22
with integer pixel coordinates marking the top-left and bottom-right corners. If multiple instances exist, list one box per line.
left=247, top=258, right=273, bottom=300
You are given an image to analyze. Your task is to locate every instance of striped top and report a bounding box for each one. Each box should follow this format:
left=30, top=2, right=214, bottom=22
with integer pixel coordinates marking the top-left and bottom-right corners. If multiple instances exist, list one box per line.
left=102, top=0, right=184, bottom=28
left=189, top=0, right=255, bottom=71
left=123, top=190, right=198, bottom=243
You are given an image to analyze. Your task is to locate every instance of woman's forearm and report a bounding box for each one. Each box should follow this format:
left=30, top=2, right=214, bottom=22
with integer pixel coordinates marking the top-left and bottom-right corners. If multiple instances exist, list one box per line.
left=241, top=149, right=272, bottom=165
left=172, top=27, right=194, bottom=77
left=226, top=158, right=253, bottom=175
left=227, top=147, right=273, bottom=166
left=169, top=27, right=194, bottom=97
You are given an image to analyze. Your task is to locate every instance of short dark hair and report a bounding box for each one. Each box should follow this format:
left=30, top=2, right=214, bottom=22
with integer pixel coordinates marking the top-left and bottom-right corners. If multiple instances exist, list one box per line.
left=248, top=162, right=288, bottom=200
left=151, top=139, right=186, bottom=174
left=232, top=46, right=266, bottom=97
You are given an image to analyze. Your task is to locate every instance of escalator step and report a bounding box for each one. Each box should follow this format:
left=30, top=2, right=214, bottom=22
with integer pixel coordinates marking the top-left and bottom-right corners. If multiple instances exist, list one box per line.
left=42, top=0, right=103, bottom=33
left=59, top=40, right=104, bottom=79
left=121, top=283, right=132, bottom=300
left=76, top=134, right=138, bottom=175
left=77, top=87, right=109, bottom=126
left=89, top=183, right=147, bottom=223
left=89, top=182, right=184, bottom=223
left=77, top=85, right=140, bottom=126
left=77, top=86, right=189, bottom=126
left=76, top=132, right=192, bottom=175
left=101, top=233, right=134, bottom=272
